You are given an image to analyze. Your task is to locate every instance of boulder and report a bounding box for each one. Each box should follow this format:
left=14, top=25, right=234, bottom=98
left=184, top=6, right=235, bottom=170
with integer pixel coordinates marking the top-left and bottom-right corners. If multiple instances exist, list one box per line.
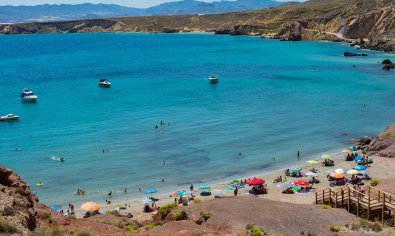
left=382, top=59, right=393, bottom=64
left=383, top=63, right=395, bottom=70
left=364, top=124, right=395, bottom=158
left=344, top=52, right=368, bottom=57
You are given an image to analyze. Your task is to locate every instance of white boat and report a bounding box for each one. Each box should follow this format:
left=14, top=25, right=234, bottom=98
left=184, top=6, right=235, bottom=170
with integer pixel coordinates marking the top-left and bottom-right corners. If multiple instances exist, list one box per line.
left=98, top=79, right=111, bottom=88
left=0, top=114, right=20, bottom=121
left=21, top=88, right=38, bottom=103
left=209, top=75, right=219, bottom=84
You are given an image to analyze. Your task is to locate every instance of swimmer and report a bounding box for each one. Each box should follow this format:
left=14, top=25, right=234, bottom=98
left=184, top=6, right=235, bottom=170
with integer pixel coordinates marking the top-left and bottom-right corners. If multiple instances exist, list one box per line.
left=108, top=191, right=112, bottom=196
left=160, top=120, right=163, bottom=126
left=272, top=157, right=277, bottom=161
left=239, top=152, right=242, bottom=156
left=162, top=161, right=166, bottom=166
left=15, top=147, right=21, bottom=151
left=139, top=187, right=142, bottom=192
left=155, top=125, right=158, bottom=130
left=124, top=188, right=127, bottom=193
left=161, top=178, right=165, bottom=182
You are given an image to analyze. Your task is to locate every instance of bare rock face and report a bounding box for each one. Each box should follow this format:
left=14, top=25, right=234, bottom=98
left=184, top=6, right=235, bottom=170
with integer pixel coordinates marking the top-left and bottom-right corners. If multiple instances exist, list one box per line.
left=0, top=166, right=39, bottom=235
left=363, top=124, right=395, bottom=158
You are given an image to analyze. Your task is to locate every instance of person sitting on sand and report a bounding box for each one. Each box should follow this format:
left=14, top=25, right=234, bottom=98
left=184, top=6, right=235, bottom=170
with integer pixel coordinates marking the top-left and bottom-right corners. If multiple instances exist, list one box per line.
left=143, top=203, right=151, bottom=213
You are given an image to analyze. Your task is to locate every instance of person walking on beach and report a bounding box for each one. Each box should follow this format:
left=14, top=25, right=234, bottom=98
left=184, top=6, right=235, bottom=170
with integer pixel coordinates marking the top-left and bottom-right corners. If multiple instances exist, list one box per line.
left=234, top=187, right=238, bottom=197
left=190, top=184, right=194, bottom=191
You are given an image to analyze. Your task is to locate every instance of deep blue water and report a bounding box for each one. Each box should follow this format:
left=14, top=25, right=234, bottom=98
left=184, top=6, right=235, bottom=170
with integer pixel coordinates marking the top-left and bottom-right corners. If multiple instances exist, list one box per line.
left=1, top=33, right=395, bottom=206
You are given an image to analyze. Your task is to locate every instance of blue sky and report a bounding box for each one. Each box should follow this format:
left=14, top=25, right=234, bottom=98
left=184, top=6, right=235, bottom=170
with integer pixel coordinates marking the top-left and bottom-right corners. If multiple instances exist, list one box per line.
left=0, top=0, right=304, bottom=8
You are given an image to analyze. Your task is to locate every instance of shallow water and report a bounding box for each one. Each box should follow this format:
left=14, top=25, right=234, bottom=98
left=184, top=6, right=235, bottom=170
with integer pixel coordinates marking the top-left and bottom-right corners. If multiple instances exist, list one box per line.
left=0, top=33, right=395, bottom=206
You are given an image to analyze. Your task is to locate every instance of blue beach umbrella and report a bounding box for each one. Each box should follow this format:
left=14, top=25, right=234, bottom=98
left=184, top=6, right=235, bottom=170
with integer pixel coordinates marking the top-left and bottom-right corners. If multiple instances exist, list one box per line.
left=199, top=185, right=211, bottom=190
left=51, top=205, right=61, bottom=211
left=348, top=147, right=357, bottom=151
left=354, top=156, right=363, bottom=163
left=354, top=165, right=367, bottom=171
left=145, top=188, right=157, bottom=194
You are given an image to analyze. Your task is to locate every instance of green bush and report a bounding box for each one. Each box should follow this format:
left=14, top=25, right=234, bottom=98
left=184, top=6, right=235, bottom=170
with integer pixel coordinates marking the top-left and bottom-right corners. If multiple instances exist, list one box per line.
left=0, top=217, right=18, bottom=234
left=171, top=211, right=187, bottom=221
left=144, top=221, right=162, bottom=230
left=358, top=219, right=370, bottom=230
left=370, top=178, right=380, bottom=186
left=328, top=225, right=341, bottom=232
left=349, top=223, right=359, bottom=231
left=158, top=203, right=178, bottom=216
left=319, top=205, right=332, bottom=209
left=77, top=230, right=91, bottom=236
left=37, top=226, right=63, bottom=236
left=370, top=221, right=382, bottom=232
left=246, top=224, right=264, bottom=236
left=201, top=211, right=212, bottom=221
left=105, top=210, right=121, bottom=216
left=193, top=198, right=202, bottom=203
left=383, top=130, right=392, bottom=138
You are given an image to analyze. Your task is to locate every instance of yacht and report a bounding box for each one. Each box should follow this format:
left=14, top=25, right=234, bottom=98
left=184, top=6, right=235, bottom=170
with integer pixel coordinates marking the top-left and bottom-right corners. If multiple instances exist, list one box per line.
left=209, top=74, right=219, bottom=84
left=0, top=114, right=20, bottom=121
left=98, top=79, right=111, bottom=88
left=21, top=88, right=38, bottom=102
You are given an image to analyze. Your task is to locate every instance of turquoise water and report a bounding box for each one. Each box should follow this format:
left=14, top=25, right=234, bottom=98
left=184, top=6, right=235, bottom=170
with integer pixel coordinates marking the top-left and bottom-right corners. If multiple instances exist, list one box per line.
left=1, top=33, right=395, bottom=206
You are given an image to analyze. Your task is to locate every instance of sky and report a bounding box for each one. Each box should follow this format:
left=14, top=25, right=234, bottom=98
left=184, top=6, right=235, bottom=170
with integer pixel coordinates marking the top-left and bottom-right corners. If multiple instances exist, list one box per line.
left=0, top=0, right=303, bottom=8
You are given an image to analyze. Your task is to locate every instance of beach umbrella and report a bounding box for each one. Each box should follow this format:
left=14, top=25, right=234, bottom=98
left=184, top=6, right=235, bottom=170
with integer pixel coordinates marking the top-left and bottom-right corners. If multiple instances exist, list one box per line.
left=81, top=202, right=100, bottom=211
left=279, top=182, right=293, bottom=189
left=212, top=189, right=225, bottom=197
left=306, top=160, right=318, bottom=164
left=51, top=205, right=61, bottom=211
left=347, top=169, right=359, bottom=175
left=354, top=156, right=363, bottom=163
left=290, top=167, right=302, bottom=173
left=334, top=168, right=345, bottom=174
left=246, top=177, right=265, bottom=186
left=304, top=172, right=318, bottom=177
left=173, top=190, right=185, bottom=197
left=354, top=165, right=367, bottom=171
left=199, top=185, right=211, bottom=190
left=321, top=154, right=332, bottom=159
left=145, top=188, right=158, bottom=194
left=293, top=179, right=309, bottom=186
left=330, top=173, right=345, bottom=180
left=359, top=170, right=368, bottom=175
left=326, top=169, right=334, bottom=174
left=342, top=149, right=352, bottom=153
left=348, top=147, right=357, bottom=151
left=141, top=198, right=153, bottom=203
left=232, top=179, right=240, bottom=183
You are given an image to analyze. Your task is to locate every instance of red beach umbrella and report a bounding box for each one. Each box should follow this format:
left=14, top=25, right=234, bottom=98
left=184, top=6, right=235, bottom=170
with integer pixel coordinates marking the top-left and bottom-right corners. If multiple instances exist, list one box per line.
left=293, top=179, right=309, bottom=186
left=246, top=177, right=265, bottom=186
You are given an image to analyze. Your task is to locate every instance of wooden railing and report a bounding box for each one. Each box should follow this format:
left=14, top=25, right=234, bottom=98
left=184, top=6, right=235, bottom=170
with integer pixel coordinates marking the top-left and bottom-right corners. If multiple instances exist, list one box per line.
left=316, top=186, right=395, bottom=227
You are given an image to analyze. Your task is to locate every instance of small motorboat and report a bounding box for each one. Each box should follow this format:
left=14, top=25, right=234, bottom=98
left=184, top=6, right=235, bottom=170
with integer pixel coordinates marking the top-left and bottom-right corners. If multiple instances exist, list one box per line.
left=98, top=79, right=111, bottom=88
left=208, top=74, right=219, bottom=84
left=21, top=88, right=38, bottom=102
left=0, top=114, right=20, bottom=121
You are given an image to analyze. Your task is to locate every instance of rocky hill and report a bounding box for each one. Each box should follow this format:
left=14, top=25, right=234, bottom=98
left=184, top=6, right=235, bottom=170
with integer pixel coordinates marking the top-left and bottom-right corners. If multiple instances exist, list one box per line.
left=1, top=0, right=394, bottom=52
left=0, top=166, right=39, bottom=235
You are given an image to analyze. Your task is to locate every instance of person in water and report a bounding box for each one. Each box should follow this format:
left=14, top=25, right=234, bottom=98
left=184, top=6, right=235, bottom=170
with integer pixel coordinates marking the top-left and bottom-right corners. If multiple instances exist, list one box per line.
left=155, top=125, right=158, bottom=131
left=108, top=191, right=112, bottom=196
left=124, top=188, right=127, bottom=193
left=161, top=178, right=165, bottom=182
left=162, top=161, right=166, bottom=166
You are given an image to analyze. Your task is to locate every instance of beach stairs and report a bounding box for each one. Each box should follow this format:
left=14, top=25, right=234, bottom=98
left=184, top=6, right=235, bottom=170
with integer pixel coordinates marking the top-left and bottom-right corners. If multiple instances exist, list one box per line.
left=315, top=186, right=395, bottom=228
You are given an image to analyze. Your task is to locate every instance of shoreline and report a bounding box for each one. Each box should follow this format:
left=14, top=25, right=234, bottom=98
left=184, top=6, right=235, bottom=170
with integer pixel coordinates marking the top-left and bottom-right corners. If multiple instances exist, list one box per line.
left=98, top=147, right=346, bottom=216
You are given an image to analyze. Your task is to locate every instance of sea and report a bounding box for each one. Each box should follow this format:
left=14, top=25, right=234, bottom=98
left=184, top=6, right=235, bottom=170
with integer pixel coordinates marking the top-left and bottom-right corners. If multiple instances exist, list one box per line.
left=1, top=33, right=395, bottom=206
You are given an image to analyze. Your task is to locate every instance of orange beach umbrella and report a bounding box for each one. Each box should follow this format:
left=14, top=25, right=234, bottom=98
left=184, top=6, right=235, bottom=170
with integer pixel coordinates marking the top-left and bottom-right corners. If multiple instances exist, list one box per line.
left=330, top=173, right=345, bottom=180
left=81, top=202, right=100, bottom=211
left=342, top=149, right=352, bottom=153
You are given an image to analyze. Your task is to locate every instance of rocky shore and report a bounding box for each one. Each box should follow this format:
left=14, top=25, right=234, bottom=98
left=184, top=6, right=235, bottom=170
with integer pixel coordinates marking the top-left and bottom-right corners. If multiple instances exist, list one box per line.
left=0, top=0, right=394, bottom=53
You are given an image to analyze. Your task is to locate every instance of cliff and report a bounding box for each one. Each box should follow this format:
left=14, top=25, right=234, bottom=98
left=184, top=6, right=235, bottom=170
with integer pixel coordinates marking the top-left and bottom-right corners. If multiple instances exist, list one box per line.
left=0, top=0, right=394, bottom=52
left=359, top=123, right=395, bottom=158
left=0, top=166, right=39, bottom=235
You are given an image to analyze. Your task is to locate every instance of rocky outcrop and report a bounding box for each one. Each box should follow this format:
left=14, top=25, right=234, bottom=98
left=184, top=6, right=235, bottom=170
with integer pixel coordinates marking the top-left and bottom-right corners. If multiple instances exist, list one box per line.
left=0, top=166, right=39, bottom=235
left=361, top=124, right=395, bottom=158
left=383, top=63, right=395, bottom=70
left=344, top=52, right=368, bottom=57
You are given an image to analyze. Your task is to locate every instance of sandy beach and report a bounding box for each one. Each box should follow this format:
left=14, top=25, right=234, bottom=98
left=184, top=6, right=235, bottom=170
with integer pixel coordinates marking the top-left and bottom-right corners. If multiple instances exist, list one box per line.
left=98, top=146, right=391, bottom=221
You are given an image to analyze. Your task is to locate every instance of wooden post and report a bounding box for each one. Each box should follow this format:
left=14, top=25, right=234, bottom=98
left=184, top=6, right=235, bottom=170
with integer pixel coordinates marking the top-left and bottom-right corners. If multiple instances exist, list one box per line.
left=329, top=189, right=332, bottom=206
left=335, top=192, right=338, bottom=208
left=341, top=189, right=344, bottom=207
left=382, top=194, right=385, bottom=224
left=357, top=193, right=360, bottom=218
left=367, top=195, right=371, bottom=220
left=315, top=192, right=317, bottom=204
left=348, top=188, right=350, bottom=212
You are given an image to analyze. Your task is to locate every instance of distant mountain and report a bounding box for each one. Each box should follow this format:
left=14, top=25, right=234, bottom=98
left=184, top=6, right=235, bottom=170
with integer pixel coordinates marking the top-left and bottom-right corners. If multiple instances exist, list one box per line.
left=0, top=0, right=284, bottom=23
